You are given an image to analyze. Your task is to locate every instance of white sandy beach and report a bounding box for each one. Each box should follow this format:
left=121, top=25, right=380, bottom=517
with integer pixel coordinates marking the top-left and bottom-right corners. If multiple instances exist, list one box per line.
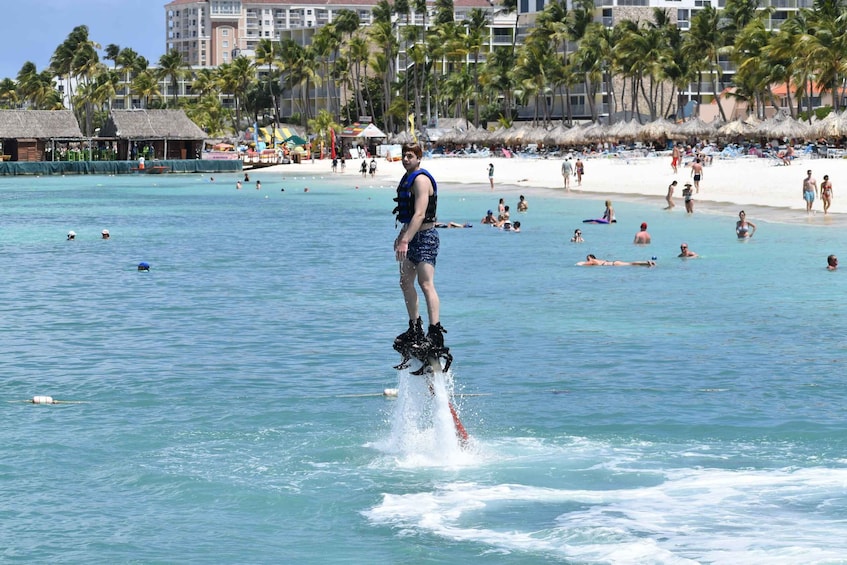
left=261, top=152, right=847, bottom=225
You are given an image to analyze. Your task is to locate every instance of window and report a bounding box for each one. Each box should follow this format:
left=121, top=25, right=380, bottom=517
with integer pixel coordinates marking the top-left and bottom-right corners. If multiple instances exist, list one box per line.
left=222, top=29, right=229, bottom=36
left=223, top=40, right=229, bottom=48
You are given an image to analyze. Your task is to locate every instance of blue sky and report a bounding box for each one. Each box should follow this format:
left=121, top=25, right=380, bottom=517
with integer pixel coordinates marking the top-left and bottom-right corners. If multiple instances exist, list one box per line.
left=1, top=0, right=165, bottom=79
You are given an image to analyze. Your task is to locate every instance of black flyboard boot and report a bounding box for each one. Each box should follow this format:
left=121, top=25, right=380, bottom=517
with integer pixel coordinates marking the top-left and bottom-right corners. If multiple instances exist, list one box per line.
left=393, top=317, right=424, bottom=370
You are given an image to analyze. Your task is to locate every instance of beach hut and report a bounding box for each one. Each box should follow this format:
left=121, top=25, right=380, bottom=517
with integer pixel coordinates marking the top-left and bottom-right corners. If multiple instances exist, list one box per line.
left=100, top=109, right=207, bottom=161
left=0, top=110, right=83, bottom=162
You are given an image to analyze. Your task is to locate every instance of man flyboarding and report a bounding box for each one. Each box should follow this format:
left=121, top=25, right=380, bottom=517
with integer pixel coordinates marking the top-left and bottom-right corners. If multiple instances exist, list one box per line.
left=392, top=142, right=451, bottom=373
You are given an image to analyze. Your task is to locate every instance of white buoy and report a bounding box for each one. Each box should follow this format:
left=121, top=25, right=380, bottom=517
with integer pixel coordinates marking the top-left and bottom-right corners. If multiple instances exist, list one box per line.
left=32, top=396, right=54, bottom=404
left=383, top=388, right=398, bottom=397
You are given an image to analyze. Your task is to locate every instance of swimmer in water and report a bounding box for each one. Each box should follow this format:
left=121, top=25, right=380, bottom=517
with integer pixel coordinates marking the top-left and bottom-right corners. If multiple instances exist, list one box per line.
left=577, top=254, right=655, bottom=267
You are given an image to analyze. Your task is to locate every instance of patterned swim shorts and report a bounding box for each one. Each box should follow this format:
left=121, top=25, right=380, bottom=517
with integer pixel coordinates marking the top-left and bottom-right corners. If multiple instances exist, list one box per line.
left=408, top=228, right=439, bottom=266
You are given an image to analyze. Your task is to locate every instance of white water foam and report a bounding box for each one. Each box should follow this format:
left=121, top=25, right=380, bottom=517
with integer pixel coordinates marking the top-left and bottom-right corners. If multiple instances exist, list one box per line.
left=364, top=453, right=847, bottom=563
left=370, top=368, right=475, bottom=468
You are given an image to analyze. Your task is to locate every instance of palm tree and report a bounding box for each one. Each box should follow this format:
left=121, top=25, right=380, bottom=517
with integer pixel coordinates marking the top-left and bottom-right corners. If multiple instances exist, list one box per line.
left=50, top=25, right=101, bottom=116
left=17, top=62, right=62, bottom=109
left=346, top=35, right=372, bottom=120
left=104, top=44, right=121, bottom=69
left=191, top=67, right=221, bottom=98
left=0, top=78, right=19, bottom=109
left=804, top=0, right=847, bottom=112
left=221, top=56, right=257, bottom=132
left=307, top=108, right=340, bottom=154
left=158, top=49, right=190, bottom=106
left=464, top=8, right=489, bottom=126
left=131, top=70, right=161, bottom=109
left=733, top=19, right=774, bottom=118
left=683, top=5, right=729, bottom=121
left=481, top=47, right=517, bottom=124
left=369, top=2, right=398, bottom=130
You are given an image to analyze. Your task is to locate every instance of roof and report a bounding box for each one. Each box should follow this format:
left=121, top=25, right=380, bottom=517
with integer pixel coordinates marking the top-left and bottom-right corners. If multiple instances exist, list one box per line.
left=100, top=110, right=207, bottom=140
left=341, top=123, right=386, bottom=138
left=166, top=0, right=493, bottom=9
left=0, top=110, right=83, bottom=139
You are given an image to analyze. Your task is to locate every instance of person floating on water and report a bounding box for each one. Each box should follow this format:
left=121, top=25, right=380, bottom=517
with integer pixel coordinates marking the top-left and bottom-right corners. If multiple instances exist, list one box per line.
left=392, top=142, right=450, bottom=373
left=577, top=254, right=655, bottom=267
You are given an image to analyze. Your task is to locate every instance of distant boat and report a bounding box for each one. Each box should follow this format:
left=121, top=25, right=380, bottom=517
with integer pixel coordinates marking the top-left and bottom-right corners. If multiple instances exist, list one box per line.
left=133, top=165, right=170, bottom=174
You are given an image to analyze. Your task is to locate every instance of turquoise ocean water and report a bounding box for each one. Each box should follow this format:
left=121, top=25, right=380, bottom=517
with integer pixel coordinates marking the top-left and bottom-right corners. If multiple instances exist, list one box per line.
left=1, top=167, right=846, bottom=564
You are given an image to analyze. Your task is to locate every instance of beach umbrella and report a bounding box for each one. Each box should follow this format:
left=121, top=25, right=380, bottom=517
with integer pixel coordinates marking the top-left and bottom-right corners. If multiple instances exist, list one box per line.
left=560, top=123, right=593, bottom=146
left=753, top=113, right=810, bottom=140
left=811, top=111, right=847, bottom=138
left=606, top=119, right=640, bottom=141
left=674, top=118, right=715, bottom=139
left=638, top=118, right=675, bottom=141
left=582, top=122, right=607, bottom=142
left=525, top=126, right=550, bottom=144
left=504, top=125, right=529, bottom=145
left=717, top=119, right=753, bottom=137
left=468, top=128, right=493, bottom=143
left=543, top=123, right=569, bottom=145
left=487, top=126, right=508, bottom=145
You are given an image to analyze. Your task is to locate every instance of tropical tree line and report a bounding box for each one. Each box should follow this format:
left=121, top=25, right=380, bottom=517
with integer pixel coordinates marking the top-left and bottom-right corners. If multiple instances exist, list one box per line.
left=2, top=0, right=847, bottom=140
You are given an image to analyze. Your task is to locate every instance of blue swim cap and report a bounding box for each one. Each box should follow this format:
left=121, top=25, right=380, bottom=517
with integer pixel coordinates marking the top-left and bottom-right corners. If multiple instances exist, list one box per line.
left=138, top=262, right=150, bottom=271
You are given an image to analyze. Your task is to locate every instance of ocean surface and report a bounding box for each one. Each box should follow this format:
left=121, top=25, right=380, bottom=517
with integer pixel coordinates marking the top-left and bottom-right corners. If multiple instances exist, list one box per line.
left=1, top=168, right=846, bottom=564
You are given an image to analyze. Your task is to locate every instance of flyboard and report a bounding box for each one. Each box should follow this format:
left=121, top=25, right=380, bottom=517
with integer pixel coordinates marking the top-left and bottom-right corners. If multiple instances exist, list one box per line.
left=393, top=334, right=469, bottom=445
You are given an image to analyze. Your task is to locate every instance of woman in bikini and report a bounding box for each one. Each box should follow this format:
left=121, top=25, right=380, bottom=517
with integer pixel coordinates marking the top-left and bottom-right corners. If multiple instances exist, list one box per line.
left=736, top=210, right=756, bottom=239
left=821, top=175, right=833, bottom=215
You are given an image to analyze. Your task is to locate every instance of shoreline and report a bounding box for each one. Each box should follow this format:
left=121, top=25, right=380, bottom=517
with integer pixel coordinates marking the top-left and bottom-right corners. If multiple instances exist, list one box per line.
left=261, top=154, right=847, bottom=227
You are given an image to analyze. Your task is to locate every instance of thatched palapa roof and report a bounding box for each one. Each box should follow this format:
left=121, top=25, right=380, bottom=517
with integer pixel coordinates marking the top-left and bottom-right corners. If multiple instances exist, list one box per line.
left=100, top=109, right=206, bottom=140
left=0, top=110, right=83, bottom=139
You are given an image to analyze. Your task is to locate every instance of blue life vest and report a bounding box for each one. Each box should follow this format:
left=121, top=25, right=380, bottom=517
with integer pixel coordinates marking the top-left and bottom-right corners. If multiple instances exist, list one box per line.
left=393, top=169, right=437, bottom=224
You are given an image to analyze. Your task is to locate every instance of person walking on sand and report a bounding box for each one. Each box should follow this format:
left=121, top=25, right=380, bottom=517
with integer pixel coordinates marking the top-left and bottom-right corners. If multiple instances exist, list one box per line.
left=671, top=145, right=681, bottom=174
left=690, top=158, right=704, bottom=193
left=803, top=169, right=818, bottom=214
left=634, top=222, right=651, bottom=244
left=665, top=180, right=678, bottom=209
left=821, top=174, right=833, bottom=215
left=488, top=163, right=495, bottom=190
left=682, top=183, right=694, bottom=214
left=575, top=158, right=584, bottom=186
left=561, top=157, right=573, bottom=190
left=393, top=142, right=448, bottom=359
